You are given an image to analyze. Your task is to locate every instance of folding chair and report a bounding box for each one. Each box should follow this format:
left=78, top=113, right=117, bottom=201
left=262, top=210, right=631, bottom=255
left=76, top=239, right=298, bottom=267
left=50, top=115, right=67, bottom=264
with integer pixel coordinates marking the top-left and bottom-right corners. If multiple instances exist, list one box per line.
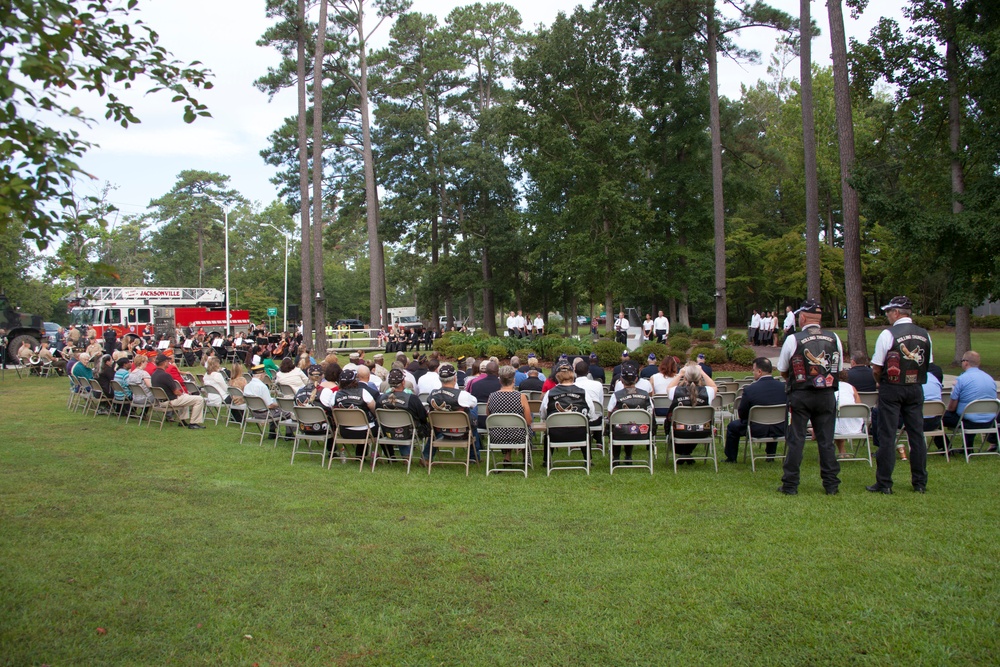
left=857, top=392, right=878, bottom=409
left=291, top=405, right=330, bottom=466
left=242, top=395, right=280, bottom=447
left=274, top=383, right=295, bottom=399
left=522, top=390, right=542, bottom=402
left=375, top=408, right=421, bottom=473
left=952, top=398, right=1000, bottom=463
left=148, top=386, right=173, bottom=431
left=183, top=380, right=201, bottom=396
left=226, top=387, right=247, bottom=428
left=67, top=375, right=83, bottom=411
left=87, top=379, right=112, bottom=417
left=126, top=383, right=151, bottom=425
left=485, top=413, right=532, bottom=477
left=833, top=403, right=872, bottom=465
left=921, top=400, right=949, bottom=462
left=201, top=385, right=225, bottom=425
left=744, top=404, right=789, bottom=471
left=426, top=411, right=475, bottom=476
left=329, top=407, right=373, bottom=471
left=714, top=391, right=737, bottom=432
left=275, top=397, right=299, bottom=446
left=543, top=412, right=591, bottom=475
left=608, top=409, right=654, bottom=475
left=669, top=405, right=718, bottom=473
left=718, top=382, right=739, bottom=394
left=109, top=380, right=131, bottom=422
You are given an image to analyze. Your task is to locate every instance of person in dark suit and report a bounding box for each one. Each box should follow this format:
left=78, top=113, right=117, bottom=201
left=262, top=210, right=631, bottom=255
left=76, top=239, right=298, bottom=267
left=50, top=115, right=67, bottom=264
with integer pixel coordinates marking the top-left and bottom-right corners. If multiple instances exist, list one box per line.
left=846, top=351, right=877, bottom=392
left=724, top=357, right=788, bottom=462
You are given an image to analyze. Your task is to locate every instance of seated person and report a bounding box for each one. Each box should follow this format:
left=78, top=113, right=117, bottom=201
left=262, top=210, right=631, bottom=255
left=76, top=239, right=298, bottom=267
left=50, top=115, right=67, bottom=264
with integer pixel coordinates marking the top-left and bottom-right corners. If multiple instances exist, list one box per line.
left=665, top=362, right=718, bottom=463
left=378, top=368, right=429, bottom=460
left=607, top=362, right=654, bottom=464
left=834, top=371, right=863, bottom=459
left=322, top=368, right=377, bottom=458
left=943, top=351, right=999, bottom=452
left=724, top=357, right=787, bottom=462
left=202, top=357, right=229, bottom=408
left=151, top=354, right=206, bottom=429
left=426, top=364, right=480, bottom=464
left=540, top=361, right=594, bottom=465
left=486, top=365, right=533, bottom=463
left=846, top=351, right=878, bottom=393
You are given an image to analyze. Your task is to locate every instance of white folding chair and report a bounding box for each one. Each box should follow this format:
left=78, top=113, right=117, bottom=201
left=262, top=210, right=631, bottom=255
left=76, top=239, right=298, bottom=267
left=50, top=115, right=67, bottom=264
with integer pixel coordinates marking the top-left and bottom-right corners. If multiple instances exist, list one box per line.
left=921, top=400, right=949, bottom=462
left=375, top=408, right=421, bottom=473
left=833, top=403, right=872, bottom=466
left=744, top=404, right=790, bottom=471
left=544, top=412, right=591, bottom=476
left=226, top=387, right=246, bottom=428
left=201, top=385, right=225, bottom=425
left=857, top=392, right=878, bottom=409
left=608, top=409, right=655, bottom=475
left=485, top=413, right=532, bottom=477
left=952, top=398, right=1000, bottom=463
left=669, top=405, right=718, bottom=473
left=291, top=405, right=330, bottom=466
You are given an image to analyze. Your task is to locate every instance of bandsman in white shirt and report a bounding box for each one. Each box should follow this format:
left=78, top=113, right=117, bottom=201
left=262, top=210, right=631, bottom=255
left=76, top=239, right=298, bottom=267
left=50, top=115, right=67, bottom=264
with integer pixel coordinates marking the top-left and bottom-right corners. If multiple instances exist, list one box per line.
left=614, top=311, right=628, bottom=345
left=506, top=311, right=517, bottom=338
left=750, top=309, right=761, bottom=345
left=653, top=311, right=669, bottom=343
left=532, top=313, right=544, bottom=338
left=782, top=306, right=795, bottom=340
left=515, top=310, right=527, bottom=338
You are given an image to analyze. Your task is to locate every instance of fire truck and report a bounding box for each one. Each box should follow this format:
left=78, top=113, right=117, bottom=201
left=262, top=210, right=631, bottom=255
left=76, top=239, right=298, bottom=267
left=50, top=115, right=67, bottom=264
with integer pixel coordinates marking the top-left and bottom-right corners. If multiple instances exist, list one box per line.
left=65, top=287, right=250, bottom=340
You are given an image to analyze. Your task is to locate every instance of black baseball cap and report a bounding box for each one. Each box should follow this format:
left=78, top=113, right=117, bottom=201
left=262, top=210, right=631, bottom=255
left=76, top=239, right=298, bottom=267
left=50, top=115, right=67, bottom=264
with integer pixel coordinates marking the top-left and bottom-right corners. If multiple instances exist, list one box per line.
left=881, top=296, right=913, bottom=311
left=795, top=298, right=822, bottom=314
left=439, top=364, right=456, bottom=379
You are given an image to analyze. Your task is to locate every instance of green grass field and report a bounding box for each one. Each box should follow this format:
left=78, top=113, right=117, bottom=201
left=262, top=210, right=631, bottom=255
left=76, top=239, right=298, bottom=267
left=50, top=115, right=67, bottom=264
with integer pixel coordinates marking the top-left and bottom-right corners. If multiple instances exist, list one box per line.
left=2, top=371, right=1000, bottom=666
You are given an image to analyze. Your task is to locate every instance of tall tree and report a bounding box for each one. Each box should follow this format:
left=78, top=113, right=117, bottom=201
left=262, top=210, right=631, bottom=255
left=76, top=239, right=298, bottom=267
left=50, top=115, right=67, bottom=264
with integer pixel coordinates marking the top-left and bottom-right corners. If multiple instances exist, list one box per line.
left=311, top=0, right=329, bottom=350
left=801, top=1, right=822, bottom=300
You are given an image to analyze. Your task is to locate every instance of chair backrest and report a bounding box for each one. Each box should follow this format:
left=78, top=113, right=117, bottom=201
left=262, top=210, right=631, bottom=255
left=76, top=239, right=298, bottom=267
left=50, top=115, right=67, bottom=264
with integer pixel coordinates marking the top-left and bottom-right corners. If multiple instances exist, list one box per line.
left=732, top=396, right=741, bottom=415
left=150, top=386, right=171, bottom=403
left=857, top=392, right=878, bottom=408
left=486, top=413, right=530, bottom=444
left=652, top=395, right=672, bottom=410
left=276, top=397, right=296, bottom=413
left=275, top=383, right=294, bottom=398
left=609, top=408, right=652, bottom=427
left=527, top=399, right=542, bottom=417
left=719, top=382, right=739, bottom=394
left=227, top=386, right=245, bottom=400
left=715, top=376, right=735, bottom=383
left=922, top=399, right=946, bottom=419
left=836, top=403, right=870, bottom=423
left=242, top=372, right=252, bottom=382
left=202, top=384, right=224, bottom=403
left=671, top=405, right=716, bottom=427
left=544, top=411, right=589, bottom=430
left=332, top=407, right=371, bottom=428
left=522, top=390, right=542, bottom=401
left=960, top=398, right=1000, bottom=421
left=428, top=410, right=472, bottom=431
left=418, top=392, right=430, bottom=405
left=183, top=380, right=200, bottom=395
left=88, top=379, right=104, bottom=396
left=244, top=395, right=270, bottom=413
left=717, top=391, right=737, bottom=408
left=376, top=408, right=416, bottom=430
left=747, top=404, right=788, bottom=426
left=110, top=380, right=127, bottom=395
left=711, top=394, right=722, bottom=409
left=294, top=405, right=330, bottom=428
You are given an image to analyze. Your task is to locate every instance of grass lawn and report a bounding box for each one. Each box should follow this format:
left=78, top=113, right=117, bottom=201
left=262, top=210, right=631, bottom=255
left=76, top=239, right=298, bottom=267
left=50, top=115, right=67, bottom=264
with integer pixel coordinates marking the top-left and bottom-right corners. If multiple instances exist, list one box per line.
left=2, top=373, right=1000, bottom=665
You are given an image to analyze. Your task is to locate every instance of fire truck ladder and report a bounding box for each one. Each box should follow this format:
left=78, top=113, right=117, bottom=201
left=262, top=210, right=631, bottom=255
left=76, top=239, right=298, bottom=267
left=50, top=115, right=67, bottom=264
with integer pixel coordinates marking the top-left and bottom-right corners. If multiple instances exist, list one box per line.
left=65, top=287, right=226, bottom=307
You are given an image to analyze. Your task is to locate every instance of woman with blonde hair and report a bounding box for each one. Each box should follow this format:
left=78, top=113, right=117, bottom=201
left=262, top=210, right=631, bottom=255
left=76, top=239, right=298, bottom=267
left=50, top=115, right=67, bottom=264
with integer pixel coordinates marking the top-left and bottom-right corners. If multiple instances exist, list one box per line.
left=202, top=357, right=229, bottom=407
left=665, top=362, right=719, bottom=461
left=228, top=362, right=248, bottom=405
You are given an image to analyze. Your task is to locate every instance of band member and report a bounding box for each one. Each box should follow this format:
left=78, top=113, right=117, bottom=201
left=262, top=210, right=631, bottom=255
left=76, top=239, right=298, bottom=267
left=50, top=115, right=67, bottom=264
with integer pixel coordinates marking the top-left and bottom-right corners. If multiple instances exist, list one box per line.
left=614, top=311, right=628, bottom=345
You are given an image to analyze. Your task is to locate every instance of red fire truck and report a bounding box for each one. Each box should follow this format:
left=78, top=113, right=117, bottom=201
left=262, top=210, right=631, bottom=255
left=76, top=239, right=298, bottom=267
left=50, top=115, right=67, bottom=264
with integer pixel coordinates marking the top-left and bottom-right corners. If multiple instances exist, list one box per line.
left=66, top=287, right=250, bottom=339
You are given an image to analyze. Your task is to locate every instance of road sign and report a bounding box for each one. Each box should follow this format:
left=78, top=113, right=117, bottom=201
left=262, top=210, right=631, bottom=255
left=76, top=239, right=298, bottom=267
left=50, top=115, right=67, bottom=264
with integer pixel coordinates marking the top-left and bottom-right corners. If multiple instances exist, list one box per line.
left=267, top=307, right=278, bottom=317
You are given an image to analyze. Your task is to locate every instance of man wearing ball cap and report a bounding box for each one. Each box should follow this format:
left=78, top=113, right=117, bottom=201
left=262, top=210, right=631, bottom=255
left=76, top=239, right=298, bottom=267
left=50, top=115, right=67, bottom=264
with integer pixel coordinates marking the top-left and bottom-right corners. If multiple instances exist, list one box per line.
left=776, top=297, right=843, bottom=495
left=868, top=295, right=932, bottom=494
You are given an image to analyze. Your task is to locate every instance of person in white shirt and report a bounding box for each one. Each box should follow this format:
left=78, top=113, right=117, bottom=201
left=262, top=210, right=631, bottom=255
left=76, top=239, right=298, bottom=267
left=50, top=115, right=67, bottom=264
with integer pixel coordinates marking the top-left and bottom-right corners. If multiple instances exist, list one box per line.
left=614, top=311, right=628, bottom=345
left=642, top=314, right=654, bottom=341
left=783, top=306, right=795, bottom=340
left=417, top=358, right=443, bottom=395
left=274, top=357, right=309, bottom=392
left=750, top=310, right=761, bottom=345
left=574, top=358, right=605, bottom=433
left=615, top=374, right=654, bottom=395
left=532, top=314, right=544, bottom=337
left=506, top=311, right=517, bottom=338
left=202, top=357, right=229, bottom=407
left=515, top=310, right=527, bottom=338
left=653, top=311, right=669, bottom=343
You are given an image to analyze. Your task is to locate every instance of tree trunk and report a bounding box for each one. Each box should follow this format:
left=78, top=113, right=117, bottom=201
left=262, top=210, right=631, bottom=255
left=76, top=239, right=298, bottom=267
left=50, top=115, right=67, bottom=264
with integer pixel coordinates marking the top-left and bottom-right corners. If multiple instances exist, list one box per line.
left=570, top=292, right=578, bottom=336
left=311, top=0, right=328, bottom=355
left=466, top=289, right=476, bottom=329
left=481, top=243, right=496, bottom=336
left=357, top=5, right=386, bottom=330
left=945, top=0, right=970, bottom=363
left=707, top=0, right=727, bottom=336
left=296, top=0, right=312, bottom=350
left=828, top=0, right=866, bottom=356
left=802, top=0, right=821, bottom=300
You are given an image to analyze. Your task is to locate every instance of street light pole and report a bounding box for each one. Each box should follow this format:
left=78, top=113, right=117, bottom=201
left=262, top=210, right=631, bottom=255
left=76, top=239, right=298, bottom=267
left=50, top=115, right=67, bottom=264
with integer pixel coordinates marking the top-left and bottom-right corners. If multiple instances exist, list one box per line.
left=261, top=223, right=290, bottom=333
left=194, top=193, right=231, bottom=336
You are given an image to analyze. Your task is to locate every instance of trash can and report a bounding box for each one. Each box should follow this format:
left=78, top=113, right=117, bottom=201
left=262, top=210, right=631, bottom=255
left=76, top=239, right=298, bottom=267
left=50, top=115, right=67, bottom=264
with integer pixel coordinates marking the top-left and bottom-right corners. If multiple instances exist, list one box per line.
left=702, top=323, right=710, bottom=330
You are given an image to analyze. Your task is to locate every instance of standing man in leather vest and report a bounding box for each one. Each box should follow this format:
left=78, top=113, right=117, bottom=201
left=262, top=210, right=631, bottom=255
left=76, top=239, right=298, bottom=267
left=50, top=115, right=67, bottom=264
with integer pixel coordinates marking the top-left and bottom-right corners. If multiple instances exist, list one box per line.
left=868, top=296, right=932, bottom=494
left=776, top=298, right=843, bottom=495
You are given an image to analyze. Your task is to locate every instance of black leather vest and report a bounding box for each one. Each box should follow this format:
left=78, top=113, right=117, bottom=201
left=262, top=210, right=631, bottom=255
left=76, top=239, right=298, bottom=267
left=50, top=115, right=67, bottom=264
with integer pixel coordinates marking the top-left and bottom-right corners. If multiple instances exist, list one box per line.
left=614, top=386, right=652, bottom=411
left=789, top=328, right=840, bottom=390
left=545, top=384, right=589, bottom=417
left=428, top=386, right=465, bottom=412
left=884, top=321, right=930, bottom=385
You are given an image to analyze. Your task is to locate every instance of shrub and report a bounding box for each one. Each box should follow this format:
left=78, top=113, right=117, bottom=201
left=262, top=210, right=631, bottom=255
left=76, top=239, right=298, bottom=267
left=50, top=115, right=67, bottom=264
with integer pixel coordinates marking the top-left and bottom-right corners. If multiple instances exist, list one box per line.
left=670, top=323, right=692, bottom=336
left=971, top=315, right=1000, bottom=329
left=552, top=343, right=587, bottom=360
left=532, top=334, right=568, bottom=360
left=934, top=316, right=950, bottom=328
left=912, top=315, right=938, bottom=330
left=593, top=339, right=627, bottom=368
left=691, top=329, right=714, bottom=342
left=635, top=341, right=669, bottom=362
left=719, top=333, right=748, bottom=360
left=432, top=338, right=452, bottom=355
left=690, top=345, right=715, bottom=360
left=449, top=344, right=478, bottom=360
left=729, top=347, right=757, bottom=366
left=667, top=334, right=690, bottom=351
left=706, top=347, right=728, bottom=365
left=514, top=348, right=536, bottom=362
left=668, top=349, right=688, bottom=364
left=485, top=344, right=509, bottom=360
left=864, top=317, right=888, bottom=327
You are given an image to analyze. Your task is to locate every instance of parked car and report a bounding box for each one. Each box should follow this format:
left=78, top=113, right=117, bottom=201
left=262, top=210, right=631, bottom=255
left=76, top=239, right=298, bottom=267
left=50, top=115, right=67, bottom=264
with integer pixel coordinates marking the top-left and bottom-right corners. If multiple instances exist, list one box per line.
left=44, top=322, right=61, bottom=345
left=334, top=319, right=365, bottom=330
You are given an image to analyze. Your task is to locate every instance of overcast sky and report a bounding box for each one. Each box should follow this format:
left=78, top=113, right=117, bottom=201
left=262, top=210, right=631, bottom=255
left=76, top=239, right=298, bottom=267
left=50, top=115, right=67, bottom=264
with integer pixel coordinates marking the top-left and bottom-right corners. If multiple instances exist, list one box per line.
left=67, top=0, right=903, bottom=222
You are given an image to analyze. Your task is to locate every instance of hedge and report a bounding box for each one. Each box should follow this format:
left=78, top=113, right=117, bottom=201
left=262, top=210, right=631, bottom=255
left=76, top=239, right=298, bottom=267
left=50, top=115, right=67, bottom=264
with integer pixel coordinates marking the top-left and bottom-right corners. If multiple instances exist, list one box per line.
left=593, top=339, right=627, bottom=368
left=972, top=315, right=1000, bottom=329
left=635, top=341, right=669, bottom=362
left=667, top=334, right=690, bottom=351
left=730, top=347, right=757, bottom=366
left=691, top=329, right=714, bottom=342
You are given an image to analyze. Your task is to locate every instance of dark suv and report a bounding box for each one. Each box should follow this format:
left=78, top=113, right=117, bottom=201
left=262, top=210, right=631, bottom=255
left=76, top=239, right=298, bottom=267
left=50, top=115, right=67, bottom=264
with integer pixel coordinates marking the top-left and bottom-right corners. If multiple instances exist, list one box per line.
left=334, top=319, right=366, bottom=330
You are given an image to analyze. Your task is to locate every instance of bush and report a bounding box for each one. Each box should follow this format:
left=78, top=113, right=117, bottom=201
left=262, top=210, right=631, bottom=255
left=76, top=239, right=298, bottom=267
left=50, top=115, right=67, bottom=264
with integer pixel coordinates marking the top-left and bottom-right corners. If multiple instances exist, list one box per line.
left=635, top=341, right=669, bottom=362
left=593, top=339, right=627, bottom=368
left=667, top=334, right=690, bottom=351
left=864, top=317, right=888, bottom=327
left=912, top=315, right=939, bottom=330
left=935, top=316, right=950, bottom=328
left=706, top=347, right=728, bottom=365
left=514, top=348, right=536, bottom=362
left=670, top=323, right=692, bottom=336
left=449, top=343, right=478, bottom=360
left=668, top=349, right=688, bottom=364
left=432, top=337, right=452, bottom=356
left=533, top=334, right=569, bottom=360
left=690, top=345, right=714, bottom=360
left=485, top=344, right=509, bottom=360
left=719, top=333, right=748, bottom=360
left=691, top=329, right=714, bottom=342
left=971, top=315, right=1000, bottom=329
left=729, top=347, right=757, bottom=366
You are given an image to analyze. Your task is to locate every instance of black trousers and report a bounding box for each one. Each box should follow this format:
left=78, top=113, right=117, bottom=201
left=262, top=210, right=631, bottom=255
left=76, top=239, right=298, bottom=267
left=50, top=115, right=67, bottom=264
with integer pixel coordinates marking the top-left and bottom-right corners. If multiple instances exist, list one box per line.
left=942, top=411, right=998, bottom=450
left=655, top=330, right=666, bottom=343
left=725, top=419, right=778, bottom=461
left=781, top=389, right=839, bottom=491
left=875, top=383, right=927, bottom=490
left=615, top=331, right=627, bottom=345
